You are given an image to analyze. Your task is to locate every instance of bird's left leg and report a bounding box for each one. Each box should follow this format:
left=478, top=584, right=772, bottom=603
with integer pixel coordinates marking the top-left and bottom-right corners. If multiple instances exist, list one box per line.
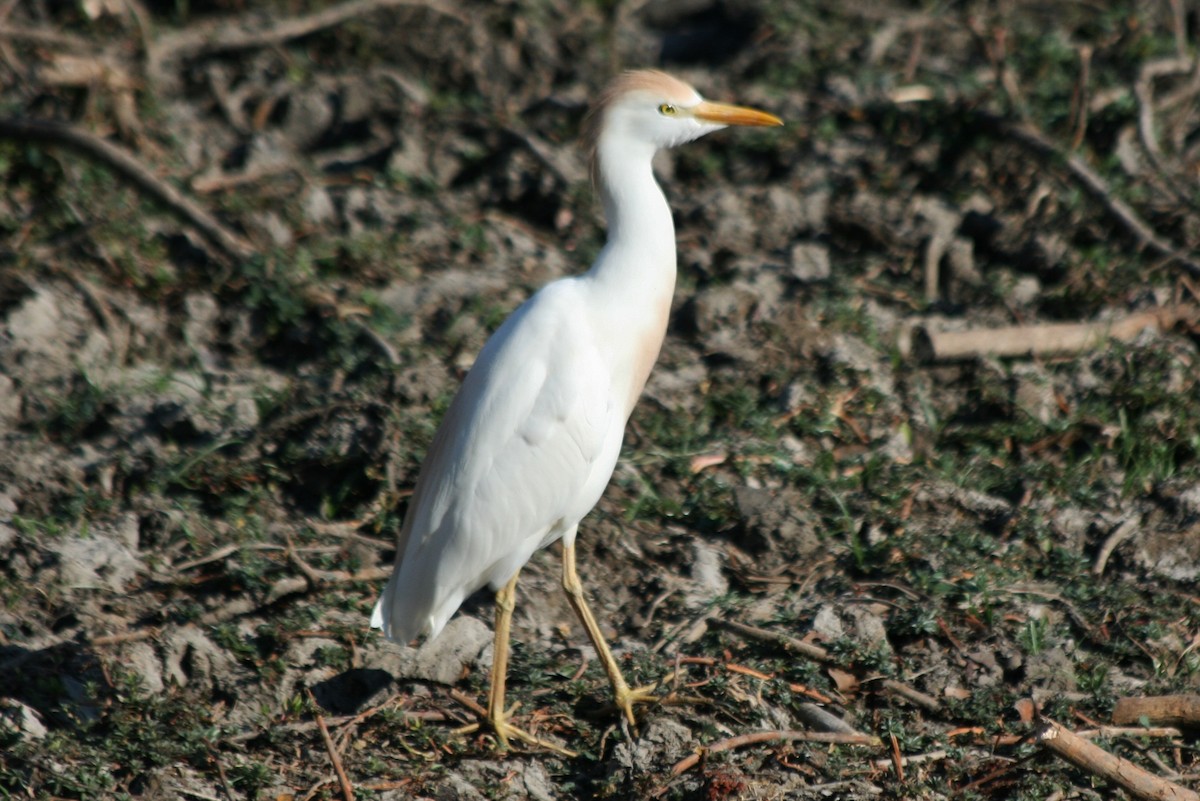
left=456, top=569, right=576, bottom=756
left=561, top=541, right=694, bottom=728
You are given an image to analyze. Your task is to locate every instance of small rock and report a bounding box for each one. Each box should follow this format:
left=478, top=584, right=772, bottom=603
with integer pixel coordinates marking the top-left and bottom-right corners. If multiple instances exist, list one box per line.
left=945, top=235, right=979, bottom=286
left=417, top=616, right=493, bottom=684
left=229, top=397, right=260, bottom=432
left=760, top=186, right=802, bottom=250
left=54, top=527, right=140, bottom=592
left=281, top=87, right=334, bottom=151
left=183, top=292, right=219, bottom=346
left=164, top=625, right=235, bottom=688
left=1011, top=363, right=1056, bottom=425
left=303, top=185, right=336, bottom=226
left=370, top=616, right=492, bottom=685
left=1178, top=483, right=1200, bottom=517
left=255, top=210, right=293, bottom=247
left=1025, top=646, right=1077, bottom=693
left=431, top=771, right=487, bottom=801
left=733, top=485, right=818, bottom=555
left=845, top=605, right=891, bottom=652
left=0, top=374, right=20, bottom=430
left=0, top=699, right=47, bottom=741
left=823, top=332, right=876, bottom=374
left=689, top=283, right=757, bottom=336
left=789, top=241, right=830, bottom=282
left=683, top=540, right=727, bottom=607
left=125, top=641, right=165, bottom=693
left=0, top=492, right=17, bottom=551
left=514, top=761, right=555, bottom=801
left=711, top=192, right=756, bottom=253
left=610, top=717, right=693, bottom=769
left=812, top=605, right=845, bottom=641
left=799, top=188, right=831, bottom=232
left=1010, top=275, right=1041, bottom=306
left=1135, top=524, right=1200, bottom=581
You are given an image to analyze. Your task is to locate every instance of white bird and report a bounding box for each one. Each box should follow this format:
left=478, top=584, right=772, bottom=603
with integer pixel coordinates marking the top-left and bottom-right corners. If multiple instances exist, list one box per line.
left=372, top=70, right=781, bottom=750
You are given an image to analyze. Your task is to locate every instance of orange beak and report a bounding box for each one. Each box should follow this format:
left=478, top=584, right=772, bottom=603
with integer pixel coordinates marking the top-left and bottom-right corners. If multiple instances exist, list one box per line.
left=693, top=100, right=783, bottom=127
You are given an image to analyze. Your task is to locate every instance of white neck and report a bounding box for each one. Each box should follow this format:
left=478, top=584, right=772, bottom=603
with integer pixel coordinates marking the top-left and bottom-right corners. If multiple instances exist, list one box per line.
left=588, top=135, right=677, bottom=289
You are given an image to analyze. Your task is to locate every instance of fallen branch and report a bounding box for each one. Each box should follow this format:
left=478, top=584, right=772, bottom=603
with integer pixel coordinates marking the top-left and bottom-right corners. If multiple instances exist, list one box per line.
left=149, top=0, right=465, bottom=87
left=1113, top=695, right=1200, bottom=729
left=0, top=116, right=254, bottom=260
left=670, top=730, right=882, bottom=777
left=1035, top=715, right=1200, bottom=801
left=911, top=306, right=1196, bottom=362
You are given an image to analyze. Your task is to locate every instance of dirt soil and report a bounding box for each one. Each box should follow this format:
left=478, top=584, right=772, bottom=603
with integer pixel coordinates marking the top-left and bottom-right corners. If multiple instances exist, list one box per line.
left=2, top=1, right=1199, bottom=799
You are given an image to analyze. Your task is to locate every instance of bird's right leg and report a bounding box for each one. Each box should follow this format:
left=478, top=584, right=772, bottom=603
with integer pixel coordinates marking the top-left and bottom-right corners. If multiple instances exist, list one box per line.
left=455, top=569, right=576, bottom=756
left=561, top=541, right=696, bottom=728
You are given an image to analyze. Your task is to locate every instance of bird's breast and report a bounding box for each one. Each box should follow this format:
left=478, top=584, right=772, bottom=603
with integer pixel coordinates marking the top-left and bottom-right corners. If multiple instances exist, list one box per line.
left=611, top=287, right=672, bottom=416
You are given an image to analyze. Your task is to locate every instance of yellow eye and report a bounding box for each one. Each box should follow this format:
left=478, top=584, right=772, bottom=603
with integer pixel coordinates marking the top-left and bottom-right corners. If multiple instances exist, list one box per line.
left=658, top=103, right=677, bottom=116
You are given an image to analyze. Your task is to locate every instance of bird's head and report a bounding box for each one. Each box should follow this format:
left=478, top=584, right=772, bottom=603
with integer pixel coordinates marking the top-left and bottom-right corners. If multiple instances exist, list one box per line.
left=584, top=70, right=782, bottom=164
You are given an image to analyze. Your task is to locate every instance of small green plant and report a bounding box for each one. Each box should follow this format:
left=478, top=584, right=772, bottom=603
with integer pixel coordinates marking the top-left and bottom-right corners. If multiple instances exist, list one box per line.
left=1018, top=615, right=1049, bottom=656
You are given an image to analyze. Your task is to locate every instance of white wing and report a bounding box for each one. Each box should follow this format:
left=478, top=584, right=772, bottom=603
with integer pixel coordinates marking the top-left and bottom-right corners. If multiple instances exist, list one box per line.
left=371, top=278, right=622, bottom=643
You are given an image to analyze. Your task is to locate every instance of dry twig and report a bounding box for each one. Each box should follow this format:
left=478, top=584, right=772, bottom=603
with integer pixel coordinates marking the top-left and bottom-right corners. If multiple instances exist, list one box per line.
left=307, top=689, right=355, bottom=801
left=1036, top=715, right=1199, bottom=801
left=669, top=730, right=882, bottom=777
left=0, top=116, right=254, bottom=260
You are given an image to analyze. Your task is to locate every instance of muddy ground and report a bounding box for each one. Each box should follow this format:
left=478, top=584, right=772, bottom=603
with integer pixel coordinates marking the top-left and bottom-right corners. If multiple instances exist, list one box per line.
left=1, top=0, right=1199, bottom=799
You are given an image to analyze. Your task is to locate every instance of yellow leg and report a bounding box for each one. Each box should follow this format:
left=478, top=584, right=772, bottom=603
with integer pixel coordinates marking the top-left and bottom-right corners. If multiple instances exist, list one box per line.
left=455, top=569, right=576, bottom=756
left=562, top=541, right=690, bottom=728
left=486, top=570, right=520, bottom=743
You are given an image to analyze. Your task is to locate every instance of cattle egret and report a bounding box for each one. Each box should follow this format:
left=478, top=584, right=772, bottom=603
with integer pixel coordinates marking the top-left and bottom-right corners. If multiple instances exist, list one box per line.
left=372, top=70, right=782, bottom=750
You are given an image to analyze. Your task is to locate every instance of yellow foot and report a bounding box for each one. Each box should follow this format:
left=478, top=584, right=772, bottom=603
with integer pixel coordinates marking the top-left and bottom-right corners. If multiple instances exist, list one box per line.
left=453, top=701, right=577, bottom=757
left=612, top=672, right=706, bottom=729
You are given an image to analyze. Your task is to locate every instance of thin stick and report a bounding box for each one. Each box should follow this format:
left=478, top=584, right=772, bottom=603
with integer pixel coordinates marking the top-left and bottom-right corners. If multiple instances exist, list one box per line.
left=876, top=678, right=941, bottom=714
left=670, top=730, right=882, bottom=777
left=307, top=689, right=354, bottom=801
left=91, top=628, right=159, bottom=647
left=709, top=618, right=832, bottom=663
left=0, top=116, right=254, bottom=260
left=872, top=749, right=950, bottom=769
left=1035, top=715, right=1199, bottom=801
left=980, top=112, right=1200, bottom=277
left=1093, top=518, right=1139, bottom=576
